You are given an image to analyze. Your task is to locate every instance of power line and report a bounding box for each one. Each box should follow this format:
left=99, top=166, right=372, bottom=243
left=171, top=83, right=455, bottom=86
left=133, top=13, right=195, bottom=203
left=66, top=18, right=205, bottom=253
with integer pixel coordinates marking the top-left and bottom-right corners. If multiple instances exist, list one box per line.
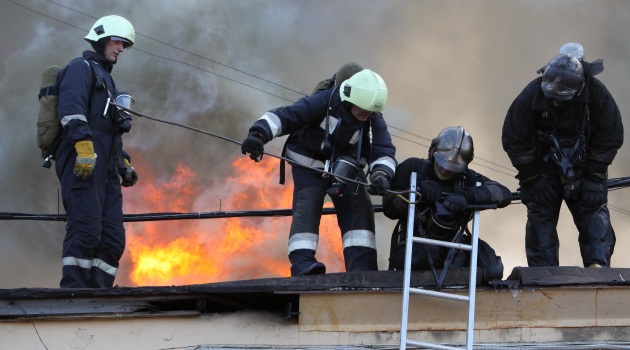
left=17, top=0, right=516, bottom=179
left=12, top=0, right=630, bottom=218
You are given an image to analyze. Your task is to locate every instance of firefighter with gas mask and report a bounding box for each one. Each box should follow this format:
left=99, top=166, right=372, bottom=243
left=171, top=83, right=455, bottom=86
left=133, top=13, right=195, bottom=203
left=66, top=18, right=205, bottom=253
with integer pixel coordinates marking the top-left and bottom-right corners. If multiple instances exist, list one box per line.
left=502, top=46, right=623, bottom=268
left=383, top=126, right=511, bottom=281
left=55, top=15, right=139, bottom=288
left=241, top=67, right=396, bottom=276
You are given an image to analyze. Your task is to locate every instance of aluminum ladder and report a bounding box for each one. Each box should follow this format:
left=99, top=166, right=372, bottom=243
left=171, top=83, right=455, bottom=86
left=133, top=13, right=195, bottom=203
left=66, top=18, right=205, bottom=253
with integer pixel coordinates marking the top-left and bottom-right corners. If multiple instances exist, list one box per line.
left=399, top=172, right=480, bottom=350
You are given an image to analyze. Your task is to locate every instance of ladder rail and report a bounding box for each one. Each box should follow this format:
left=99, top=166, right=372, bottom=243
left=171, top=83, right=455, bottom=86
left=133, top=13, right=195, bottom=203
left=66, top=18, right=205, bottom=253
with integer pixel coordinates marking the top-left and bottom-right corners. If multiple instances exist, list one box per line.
left=465, top=209, right=481, bottom=348
left=399, top=174, right=481, bottom=350
left=399, top=172, right=417, bottom=350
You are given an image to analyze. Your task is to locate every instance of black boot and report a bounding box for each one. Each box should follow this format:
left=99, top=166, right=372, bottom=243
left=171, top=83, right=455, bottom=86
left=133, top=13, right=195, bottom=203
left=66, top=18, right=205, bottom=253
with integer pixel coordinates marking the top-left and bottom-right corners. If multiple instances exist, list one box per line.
left=289, top=249, right=326, bottom=276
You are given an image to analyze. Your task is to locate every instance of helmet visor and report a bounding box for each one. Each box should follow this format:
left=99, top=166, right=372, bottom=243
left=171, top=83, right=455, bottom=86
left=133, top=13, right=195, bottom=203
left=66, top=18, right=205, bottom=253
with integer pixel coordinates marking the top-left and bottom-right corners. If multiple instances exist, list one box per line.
left=111, top=36, right=133, bottom=48
left=541, top=80, right=578, bottom=101
left=434, top=152, right=467, bottom=173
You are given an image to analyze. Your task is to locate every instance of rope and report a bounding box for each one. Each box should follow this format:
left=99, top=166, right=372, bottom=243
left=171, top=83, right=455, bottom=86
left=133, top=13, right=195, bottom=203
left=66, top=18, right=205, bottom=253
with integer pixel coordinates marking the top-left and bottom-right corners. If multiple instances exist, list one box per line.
left=110, top=102, right=418, bottom=198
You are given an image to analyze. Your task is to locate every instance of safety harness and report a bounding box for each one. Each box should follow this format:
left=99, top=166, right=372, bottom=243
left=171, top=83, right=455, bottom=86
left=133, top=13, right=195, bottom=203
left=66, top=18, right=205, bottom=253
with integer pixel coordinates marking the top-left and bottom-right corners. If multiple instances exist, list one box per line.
left=388, top=165, right=472, bottom=289
left=279, top=87, right=373, bottom=187
left=542, top=103, right=590, bottom=198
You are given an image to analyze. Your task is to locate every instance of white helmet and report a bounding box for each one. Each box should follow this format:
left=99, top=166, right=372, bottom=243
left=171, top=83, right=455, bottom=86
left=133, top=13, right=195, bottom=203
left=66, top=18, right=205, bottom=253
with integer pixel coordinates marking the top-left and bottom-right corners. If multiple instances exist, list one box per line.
left=339, top=69, right=388, bottom=112
left=85, top=15, right=135, bottom=48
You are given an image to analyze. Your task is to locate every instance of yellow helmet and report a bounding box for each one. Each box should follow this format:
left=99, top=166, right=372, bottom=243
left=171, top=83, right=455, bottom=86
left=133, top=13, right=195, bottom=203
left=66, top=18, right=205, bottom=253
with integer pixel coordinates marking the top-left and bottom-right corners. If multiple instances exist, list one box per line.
left=85, top=15, right=135, bottom=48
left=339, top=69, right=388, bottom=112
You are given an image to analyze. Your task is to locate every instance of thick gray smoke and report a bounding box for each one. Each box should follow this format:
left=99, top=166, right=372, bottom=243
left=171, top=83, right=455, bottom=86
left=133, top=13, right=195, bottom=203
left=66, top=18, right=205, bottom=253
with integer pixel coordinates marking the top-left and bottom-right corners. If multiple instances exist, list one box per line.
left=1, top=0, right=629, bottom=287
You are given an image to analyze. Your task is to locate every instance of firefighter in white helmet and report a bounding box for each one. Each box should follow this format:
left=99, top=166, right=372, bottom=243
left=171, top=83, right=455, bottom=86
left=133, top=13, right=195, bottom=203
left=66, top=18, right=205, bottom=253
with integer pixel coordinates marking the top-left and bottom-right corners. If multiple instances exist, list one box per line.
left=383, top=126, right=511, bottom=281
left=242, top=67, right=396, bottom=276
left=55, top=15, right=138, bottom=288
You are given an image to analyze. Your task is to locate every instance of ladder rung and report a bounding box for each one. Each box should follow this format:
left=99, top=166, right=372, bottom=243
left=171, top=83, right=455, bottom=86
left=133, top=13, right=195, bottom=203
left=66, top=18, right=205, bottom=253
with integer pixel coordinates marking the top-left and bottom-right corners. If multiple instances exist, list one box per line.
left=412, top=236, right=472, bottom=251
left=407, top=339, right=461, bottom=349
left=409, top=287, right=470, bottom=302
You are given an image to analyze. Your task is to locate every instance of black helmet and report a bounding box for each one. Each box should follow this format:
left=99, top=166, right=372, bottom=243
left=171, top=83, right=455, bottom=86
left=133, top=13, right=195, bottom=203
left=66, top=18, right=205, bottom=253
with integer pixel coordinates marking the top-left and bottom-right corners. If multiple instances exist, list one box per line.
left=541, top=54, right=584, bottom=101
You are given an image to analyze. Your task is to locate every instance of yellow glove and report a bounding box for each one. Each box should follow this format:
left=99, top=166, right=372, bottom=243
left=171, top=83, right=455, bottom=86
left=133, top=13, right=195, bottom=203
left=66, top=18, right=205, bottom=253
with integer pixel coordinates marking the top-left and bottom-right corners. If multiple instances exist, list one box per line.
left=73, top=140, right=96, bottom=179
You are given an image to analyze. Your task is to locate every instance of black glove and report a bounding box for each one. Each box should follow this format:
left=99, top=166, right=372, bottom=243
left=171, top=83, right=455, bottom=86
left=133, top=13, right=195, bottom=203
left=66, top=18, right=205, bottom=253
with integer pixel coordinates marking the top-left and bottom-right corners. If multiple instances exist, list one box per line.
left=419, top=180, right=441, bottom=203
left=581, top=177, right=605, bottom=208
left=241, top=132, right=265, bottom=162
left=443, top=192, right=468, bottom=213
left=119, top=159, right=138, bottom=187
left=368, top=170, right=390, bottom=195
left=519, top=175, right=558, bottom=207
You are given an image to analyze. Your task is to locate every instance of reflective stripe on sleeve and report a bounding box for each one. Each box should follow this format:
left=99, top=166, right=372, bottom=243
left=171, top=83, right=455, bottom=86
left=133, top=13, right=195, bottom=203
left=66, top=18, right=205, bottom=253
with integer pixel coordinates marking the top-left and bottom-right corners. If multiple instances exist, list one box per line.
left=370, top=156, right=397, bottom=173
left=60, top=114, right=88, bottom=127
left=260, top=112, right=282, bottom=137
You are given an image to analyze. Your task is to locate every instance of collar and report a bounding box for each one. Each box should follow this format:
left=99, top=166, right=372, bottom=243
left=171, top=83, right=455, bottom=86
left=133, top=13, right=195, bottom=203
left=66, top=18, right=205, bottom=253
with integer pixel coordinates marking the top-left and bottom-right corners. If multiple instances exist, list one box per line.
left=82, top=50, right=113, bottom=73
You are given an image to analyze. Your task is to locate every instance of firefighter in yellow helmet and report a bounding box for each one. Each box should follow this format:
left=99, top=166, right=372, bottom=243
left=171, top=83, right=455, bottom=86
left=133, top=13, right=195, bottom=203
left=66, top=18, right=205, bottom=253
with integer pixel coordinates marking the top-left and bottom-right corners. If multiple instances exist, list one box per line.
left=383, top=126, right=511, bottom=282
left=55, top=15, right=138, bottom=288
left=241, top=67, right=396, bottom=276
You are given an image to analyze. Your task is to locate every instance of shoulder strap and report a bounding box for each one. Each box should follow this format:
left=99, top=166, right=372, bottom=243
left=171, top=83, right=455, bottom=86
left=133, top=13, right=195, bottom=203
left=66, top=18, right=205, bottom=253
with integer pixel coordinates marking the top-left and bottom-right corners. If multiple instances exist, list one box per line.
left=278, top=88, right=339, bottom=185
left=83, top=57, right=106, bottom=91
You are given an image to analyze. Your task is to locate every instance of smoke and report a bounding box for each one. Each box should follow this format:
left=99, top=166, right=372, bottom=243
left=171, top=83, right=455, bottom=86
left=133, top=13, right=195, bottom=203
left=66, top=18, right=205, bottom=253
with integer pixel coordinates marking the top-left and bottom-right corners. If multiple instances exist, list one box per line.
left=1, top=0, right=629, bottom=287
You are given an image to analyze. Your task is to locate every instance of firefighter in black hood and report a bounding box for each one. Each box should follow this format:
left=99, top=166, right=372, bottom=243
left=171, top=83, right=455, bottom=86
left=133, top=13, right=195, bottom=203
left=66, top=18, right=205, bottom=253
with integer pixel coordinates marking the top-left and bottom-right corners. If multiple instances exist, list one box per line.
left=241, top=67, right=396, bottom=276
left=383, top=126, right=511, bottom=281
left=502, top=45, right=623, bottom=268
left=55, top=15, right=139, bottom=287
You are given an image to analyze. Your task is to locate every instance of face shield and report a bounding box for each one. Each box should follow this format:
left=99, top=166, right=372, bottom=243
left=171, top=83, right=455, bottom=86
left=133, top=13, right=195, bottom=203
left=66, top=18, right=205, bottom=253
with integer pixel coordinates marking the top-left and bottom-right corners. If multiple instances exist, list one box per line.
left=541, top=54, right=584, bottom=102
left=114, top=92, right=134, bottom=133
left=541, top=77, right=580, bottom=101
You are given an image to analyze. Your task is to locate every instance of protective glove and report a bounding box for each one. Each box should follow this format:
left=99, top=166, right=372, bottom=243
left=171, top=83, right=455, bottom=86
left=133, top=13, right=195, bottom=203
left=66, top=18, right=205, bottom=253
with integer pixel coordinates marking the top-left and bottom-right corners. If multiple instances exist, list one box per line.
left=119, top=158, right=138, bottom=187
left=443, top=192, right=468, bottom=213
left=73, top=140, right=96, bottom=180
left=519, top=175, right=558, bottom=207
left=241, top=132, right=265, bottom=162
left=368, top=170, right=390, bottom=195
left=419, top=180, right=441, bottom=203
left=581, top=177, right=605, bottom=208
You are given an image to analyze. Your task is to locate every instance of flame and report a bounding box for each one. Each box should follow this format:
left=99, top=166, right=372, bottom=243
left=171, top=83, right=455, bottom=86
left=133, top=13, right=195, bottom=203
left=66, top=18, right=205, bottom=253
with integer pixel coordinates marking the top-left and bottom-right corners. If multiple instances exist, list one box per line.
left=120, top=156, right=343, bottom=286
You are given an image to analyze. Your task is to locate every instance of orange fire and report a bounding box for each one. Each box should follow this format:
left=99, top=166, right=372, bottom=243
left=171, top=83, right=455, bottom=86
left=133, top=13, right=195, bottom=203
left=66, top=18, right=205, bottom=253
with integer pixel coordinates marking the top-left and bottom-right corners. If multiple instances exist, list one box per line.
left=119, top=156, right=343, bottom=286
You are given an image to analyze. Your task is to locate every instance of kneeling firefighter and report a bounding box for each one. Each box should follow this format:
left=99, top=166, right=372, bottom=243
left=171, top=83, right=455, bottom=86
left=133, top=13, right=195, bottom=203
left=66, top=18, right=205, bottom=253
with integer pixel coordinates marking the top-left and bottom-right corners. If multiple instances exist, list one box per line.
left=241, top=65, right=397, bottom=276
left=383, top=126, right=511, bottom=281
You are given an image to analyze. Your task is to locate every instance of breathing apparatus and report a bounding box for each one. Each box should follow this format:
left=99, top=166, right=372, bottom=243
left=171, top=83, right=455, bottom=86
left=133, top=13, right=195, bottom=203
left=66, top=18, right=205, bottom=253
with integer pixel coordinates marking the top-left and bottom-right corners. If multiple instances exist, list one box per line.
left=326, top=156, right=362, bottom=197
left=541, top=100, right=590, bottom=199
left=113, top=92, right=134, bottom=133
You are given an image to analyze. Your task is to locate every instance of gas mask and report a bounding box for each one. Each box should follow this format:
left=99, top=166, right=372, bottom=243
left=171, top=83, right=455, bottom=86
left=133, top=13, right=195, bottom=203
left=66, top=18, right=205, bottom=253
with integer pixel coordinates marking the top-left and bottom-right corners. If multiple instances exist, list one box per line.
left=326, top=156, right=361, bottom=197
left=114, top=92, right=134, bottom=134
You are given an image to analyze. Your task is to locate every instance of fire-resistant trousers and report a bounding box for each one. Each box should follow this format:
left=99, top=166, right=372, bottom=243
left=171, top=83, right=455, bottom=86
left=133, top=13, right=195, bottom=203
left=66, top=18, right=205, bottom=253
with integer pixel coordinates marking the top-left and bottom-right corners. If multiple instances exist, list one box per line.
left=524, top=175, right=615, bottom=267
left=288, top=165, right=377, bottom=276
left=55, top=131, right=125, bottom=288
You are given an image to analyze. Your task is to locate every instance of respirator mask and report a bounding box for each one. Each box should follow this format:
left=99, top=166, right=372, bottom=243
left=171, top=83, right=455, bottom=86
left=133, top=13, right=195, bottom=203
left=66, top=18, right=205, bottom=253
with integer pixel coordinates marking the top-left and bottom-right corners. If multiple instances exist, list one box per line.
left=113, top=92, right=134, bottom=134
left=326, top=156, right=361, bottom=197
